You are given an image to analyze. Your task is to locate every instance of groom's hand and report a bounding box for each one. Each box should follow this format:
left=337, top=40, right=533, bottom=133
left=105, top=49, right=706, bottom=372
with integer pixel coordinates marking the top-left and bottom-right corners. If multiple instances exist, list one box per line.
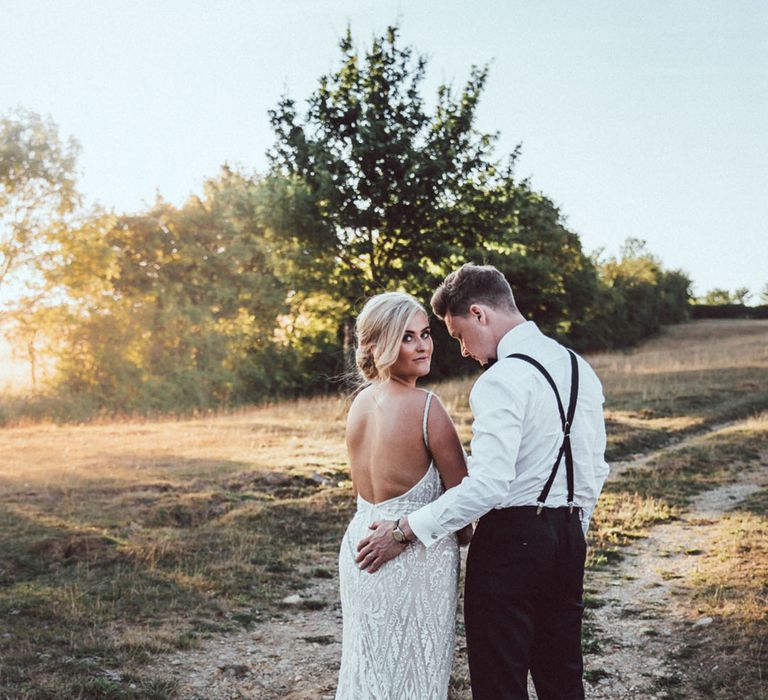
left=355, top=520, right=406, bottom=573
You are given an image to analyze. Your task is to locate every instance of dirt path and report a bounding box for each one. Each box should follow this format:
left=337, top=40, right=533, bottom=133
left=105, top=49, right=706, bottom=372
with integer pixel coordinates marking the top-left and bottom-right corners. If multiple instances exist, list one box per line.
left=147, top=434, right=767, bottom=699
left=145, top=564, right=343, bottom=700
left=580, top=474, right=766, bottom=700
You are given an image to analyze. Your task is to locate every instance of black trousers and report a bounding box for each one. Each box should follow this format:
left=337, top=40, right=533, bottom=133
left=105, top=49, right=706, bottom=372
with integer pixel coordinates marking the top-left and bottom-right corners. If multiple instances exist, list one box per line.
left=464, top=506, right=587, bottom=700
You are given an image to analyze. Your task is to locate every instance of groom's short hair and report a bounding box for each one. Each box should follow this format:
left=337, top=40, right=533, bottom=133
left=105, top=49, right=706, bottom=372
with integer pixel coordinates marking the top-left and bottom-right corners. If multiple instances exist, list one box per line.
left=431, top=263, right=518, bottom=318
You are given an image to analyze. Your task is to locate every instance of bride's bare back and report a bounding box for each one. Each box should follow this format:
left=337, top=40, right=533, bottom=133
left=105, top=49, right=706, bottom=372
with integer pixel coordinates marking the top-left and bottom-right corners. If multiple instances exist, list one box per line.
left=346, top=381, right=466, bottom=504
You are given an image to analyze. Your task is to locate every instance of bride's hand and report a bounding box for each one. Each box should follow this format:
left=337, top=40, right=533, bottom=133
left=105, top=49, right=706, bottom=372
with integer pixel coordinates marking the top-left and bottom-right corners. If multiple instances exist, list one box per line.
left=457, top=523, right=473, bottom=546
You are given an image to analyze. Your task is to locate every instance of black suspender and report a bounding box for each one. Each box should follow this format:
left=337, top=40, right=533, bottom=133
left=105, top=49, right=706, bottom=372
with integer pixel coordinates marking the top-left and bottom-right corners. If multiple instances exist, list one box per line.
left=505, top=350, right=580, bottom=514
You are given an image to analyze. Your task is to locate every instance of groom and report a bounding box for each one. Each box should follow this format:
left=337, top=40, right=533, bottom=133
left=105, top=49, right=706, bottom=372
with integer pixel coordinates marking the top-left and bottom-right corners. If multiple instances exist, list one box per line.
left=356, top=263, right=610, bottom=699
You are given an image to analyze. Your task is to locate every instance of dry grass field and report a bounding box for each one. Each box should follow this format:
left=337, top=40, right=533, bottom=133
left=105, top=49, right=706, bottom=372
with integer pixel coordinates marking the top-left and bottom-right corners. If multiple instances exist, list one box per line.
left=1, top=319, right=767, bottom=699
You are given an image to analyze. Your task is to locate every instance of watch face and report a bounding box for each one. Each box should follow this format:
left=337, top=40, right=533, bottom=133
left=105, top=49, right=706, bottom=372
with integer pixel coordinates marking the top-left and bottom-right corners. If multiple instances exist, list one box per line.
left=393, top=528, right=405, bottom=542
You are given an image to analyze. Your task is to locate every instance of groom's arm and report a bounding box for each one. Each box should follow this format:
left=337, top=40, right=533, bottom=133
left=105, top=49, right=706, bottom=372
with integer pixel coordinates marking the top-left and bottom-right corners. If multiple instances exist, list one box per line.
left=356, top=372, right=527, bottom=571
left=406, top=372, right=528, bottom=546
left=579, top=384, right=610, bottom=535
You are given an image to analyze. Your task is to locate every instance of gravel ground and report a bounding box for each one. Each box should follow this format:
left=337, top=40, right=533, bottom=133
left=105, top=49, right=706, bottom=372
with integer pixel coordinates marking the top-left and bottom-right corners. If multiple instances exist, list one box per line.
left=146, top=441, right=767, bottom=699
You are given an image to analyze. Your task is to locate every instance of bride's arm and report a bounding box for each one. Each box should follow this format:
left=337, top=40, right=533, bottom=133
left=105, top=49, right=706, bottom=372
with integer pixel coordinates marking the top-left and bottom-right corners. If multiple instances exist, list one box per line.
left=425, top=395, right=472, bottom=545
left=427, top=394, right=468, bottom=487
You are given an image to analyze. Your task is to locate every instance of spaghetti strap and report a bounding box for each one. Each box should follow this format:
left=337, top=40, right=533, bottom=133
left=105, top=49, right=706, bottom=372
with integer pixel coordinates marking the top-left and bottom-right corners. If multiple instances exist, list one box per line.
left=422, top=391, right=434, bottom=449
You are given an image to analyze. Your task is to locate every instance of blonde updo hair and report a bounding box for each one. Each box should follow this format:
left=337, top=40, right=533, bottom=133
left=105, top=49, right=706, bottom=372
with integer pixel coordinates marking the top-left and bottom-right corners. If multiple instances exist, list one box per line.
left=355, top=292, right=427, bottom=382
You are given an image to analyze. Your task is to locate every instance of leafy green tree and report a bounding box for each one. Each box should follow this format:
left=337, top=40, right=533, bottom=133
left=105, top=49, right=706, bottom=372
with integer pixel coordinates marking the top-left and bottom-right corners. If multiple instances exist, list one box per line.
left=656, top=269, right=692, bottom=323
left=702, top=288, right=732, bottom=305
left=267, top=26, right=513, bottom=361
left=45, top=169, right=293, bottom=411
left=590, top=239, right=690, bottom=348
left=701, top=287, right=750, bottom=305
left=0, top=109, right=79, bottom=290
left=468, top=184, right=600, bottom=347
left=267, top=26, right=691, bottom=365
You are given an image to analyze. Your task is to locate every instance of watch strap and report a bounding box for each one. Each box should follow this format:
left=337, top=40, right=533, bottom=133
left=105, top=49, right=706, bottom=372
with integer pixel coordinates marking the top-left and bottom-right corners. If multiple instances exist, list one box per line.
left=392, top=518, right=408, bottom=543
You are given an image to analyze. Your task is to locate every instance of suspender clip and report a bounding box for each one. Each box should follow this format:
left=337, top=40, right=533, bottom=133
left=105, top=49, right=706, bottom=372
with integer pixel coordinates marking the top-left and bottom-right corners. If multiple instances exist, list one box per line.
left=568, top=501, right=575, bottom=514
left=563, top=420, right=570, bottom=438
left=536, top=502, right=544, bottom=515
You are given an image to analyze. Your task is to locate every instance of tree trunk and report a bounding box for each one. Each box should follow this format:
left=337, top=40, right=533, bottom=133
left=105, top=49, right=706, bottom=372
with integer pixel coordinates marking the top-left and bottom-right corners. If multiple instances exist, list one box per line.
left=27, top=338, right=36, bottom=391
left=342, top=316, right=355, bottom=372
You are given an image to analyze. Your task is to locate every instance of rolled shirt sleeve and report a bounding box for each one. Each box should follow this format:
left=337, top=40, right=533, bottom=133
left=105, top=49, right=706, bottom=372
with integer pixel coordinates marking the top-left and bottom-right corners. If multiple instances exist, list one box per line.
left=579, top=388, right=610, bottom=535
left=409, top=371, right=529, bottom=548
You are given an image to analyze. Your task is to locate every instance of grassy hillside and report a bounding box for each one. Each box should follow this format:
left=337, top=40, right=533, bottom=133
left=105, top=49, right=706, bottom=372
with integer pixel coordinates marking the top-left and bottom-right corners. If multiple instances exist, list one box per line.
left=1, top=319, right=766, bottom=698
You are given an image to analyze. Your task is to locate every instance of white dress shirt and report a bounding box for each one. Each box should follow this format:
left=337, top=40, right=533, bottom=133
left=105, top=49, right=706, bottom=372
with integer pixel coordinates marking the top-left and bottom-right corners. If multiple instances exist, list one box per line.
left=409, top=321, right=610, bottom=547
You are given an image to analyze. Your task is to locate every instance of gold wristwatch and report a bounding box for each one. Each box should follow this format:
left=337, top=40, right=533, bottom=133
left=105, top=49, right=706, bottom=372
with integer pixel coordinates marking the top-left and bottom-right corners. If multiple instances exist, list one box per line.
left=392, top=518, right=408, bottom=544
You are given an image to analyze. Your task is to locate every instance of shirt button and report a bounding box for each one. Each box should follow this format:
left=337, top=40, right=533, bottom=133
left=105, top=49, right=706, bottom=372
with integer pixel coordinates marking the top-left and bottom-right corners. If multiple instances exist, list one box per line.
left=431, top=534, right=438, bottom=540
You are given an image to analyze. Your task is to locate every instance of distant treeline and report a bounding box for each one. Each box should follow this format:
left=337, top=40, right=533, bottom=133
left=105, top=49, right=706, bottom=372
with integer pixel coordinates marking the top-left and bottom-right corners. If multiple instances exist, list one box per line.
left=1, top=28, right=697, bottom=418
left=3, top=168, right=690, bottom=418
left=691, top=305, right=768, bottom=319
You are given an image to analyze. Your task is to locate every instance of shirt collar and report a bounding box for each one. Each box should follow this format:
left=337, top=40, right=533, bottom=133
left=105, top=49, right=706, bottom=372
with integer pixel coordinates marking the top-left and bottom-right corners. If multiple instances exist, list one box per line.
left=496, top=320, right=542, bottom=360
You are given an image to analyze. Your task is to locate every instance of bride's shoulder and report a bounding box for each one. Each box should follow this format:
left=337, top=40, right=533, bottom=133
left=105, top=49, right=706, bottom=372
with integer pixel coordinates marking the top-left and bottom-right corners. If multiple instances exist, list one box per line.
left=403, top=385, right=439, bottom=410
left=347, top=384, right=375, bottom=412
left=418, top=387, right=448, bottom=411
left=350, top=382, right=437, bottom=417
left=419, top=390, right=461, bottom=439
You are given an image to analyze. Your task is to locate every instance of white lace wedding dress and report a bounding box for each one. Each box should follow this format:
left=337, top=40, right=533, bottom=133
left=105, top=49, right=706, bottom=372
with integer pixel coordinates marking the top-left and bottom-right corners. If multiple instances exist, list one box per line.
left=336, top=393, right=460, bottom=700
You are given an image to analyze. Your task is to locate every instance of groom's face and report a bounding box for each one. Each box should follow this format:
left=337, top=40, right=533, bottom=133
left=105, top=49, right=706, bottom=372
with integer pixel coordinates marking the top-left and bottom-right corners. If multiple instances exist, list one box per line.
left=444, top=309, right=495, bottom=366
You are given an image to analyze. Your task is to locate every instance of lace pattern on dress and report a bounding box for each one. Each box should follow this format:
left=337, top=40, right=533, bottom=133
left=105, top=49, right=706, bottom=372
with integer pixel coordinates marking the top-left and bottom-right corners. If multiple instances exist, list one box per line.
left=335, top=391, right=459, bottom=700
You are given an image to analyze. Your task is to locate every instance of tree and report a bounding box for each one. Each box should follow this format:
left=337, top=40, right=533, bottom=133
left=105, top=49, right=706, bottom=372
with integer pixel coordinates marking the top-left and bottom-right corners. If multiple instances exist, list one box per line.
left=267, top=26, right=514, bottom=361
left=701, top=287, right=750, bottom=305
left=656, top=269, right=692, bottom=323
left=0, top=109, right=79, bottom=292
left=468, top=184, right=600, bottom=345
left=702, top=288, right=732, bottom=305
left=44, top=169, right=294, bottom=411
left=589, top=238, right=691, bottom=348
left=732, top=287, right=751, bottom=305
left=267, top=26, right=680, bottom=368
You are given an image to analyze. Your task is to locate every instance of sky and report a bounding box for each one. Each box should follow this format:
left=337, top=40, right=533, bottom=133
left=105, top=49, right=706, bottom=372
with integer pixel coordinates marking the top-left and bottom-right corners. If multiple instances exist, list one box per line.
left=2, top=0, right=767, bottom=299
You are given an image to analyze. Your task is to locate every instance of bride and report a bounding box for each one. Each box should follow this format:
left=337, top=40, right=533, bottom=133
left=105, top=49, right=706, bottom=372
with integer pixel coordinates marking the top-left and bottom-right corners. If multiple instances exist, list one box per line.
left=335, top=292, right=472, bottom=700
